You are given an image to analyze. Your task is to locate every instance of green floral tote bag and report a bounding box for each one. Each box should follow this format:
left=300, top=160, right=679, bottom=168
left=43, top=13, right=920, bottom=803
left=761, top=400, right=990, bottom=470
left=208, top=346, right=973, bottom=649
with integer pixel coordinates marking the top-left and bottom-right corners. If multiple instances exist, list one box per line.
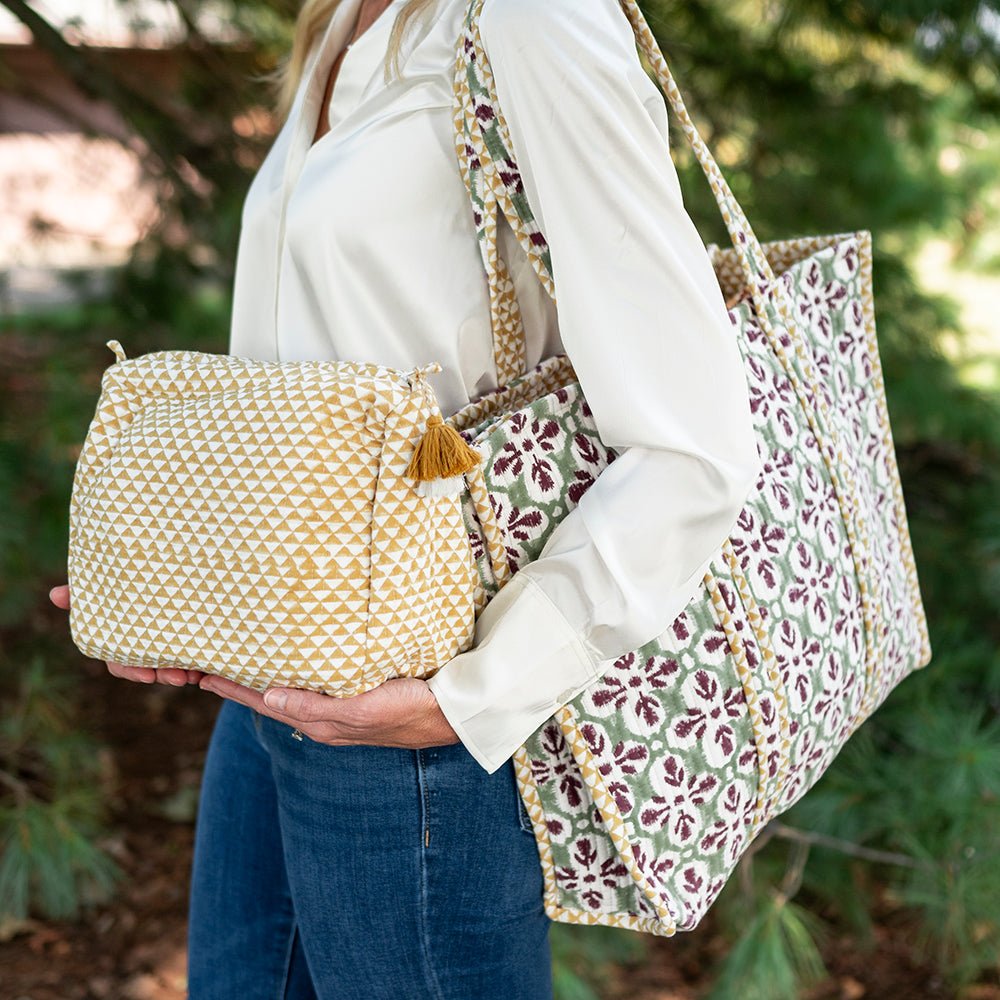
left=445, top=0, right=932, bottom=936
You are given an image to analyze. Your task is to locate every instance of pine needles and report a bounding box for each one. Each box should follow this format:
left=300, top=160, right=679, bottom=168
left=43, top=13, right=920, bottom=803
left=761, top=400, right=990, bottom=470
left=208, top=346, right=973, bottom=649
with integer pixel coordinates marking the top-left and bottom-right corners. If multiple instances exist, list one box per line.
left=707, top=895, right=828, bottom=1000
left=0, top=656, right=122, bottom=924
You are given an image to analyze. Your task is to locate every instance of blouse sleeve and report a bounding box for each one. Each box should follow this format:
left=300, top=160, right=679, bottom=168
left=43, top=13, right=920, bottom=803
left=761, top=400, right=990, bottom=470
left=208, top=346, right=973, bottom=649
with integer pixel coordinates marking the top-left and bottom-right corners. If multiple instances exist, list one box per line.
left=425, top=0, right=763, bottom=773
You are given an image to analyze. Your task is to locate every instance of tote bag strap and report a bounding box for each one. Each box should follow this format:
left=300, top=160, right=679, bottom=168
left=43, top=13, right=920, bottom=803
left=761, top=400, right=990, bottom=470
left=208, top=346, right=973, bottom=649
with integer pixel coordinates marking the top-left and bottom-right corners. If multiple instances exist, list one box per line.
left=452, top=0, right=779, bottom=389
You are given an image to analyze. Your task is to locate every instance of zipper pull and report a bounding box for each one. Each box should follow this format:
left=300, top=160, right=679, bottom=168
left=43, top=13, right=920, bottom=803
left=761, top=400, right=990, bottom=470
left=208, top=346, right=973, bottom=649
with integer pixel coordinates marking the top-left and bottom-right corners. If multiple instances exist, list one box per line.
left=406, top=361, right=442, bottom=388
left=106, top=340, right=127, bottom=362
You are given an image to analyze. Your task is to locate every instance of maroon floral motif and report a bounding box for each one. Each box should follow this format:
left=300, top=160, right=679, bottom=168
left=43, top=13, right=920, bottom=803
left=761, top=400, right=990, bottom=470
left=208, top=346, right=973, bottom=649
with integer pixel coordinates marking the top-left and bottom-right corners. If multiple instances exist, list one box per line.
left=833, top=241, right=859, bottom=280
left=673, top=669, right=745, bottom=768
left=734, top=543, right=785, bottom=598
left=545, top=816, right=568, bottom=841
left=466, top=528, right=485, bottom=563
left=489, top=411, right=565, bottom=503
left=486, top=495, right=545, bottom=572
left=775, top=617, right=819, bottom=714
left=798, top=467, right=841, bottom=555
left=491, top=412, right=559, bottom=476
left=462, top=141, right=480, bottom=174
left=555, top=838, right=630, bottom=911
left=785, top=540, right=835, bottom=630
left=640, top=755, right=719, bottom=842
left=679, top=862, right=707, bottom=897
left=630, top=838, right=678, bottom=893
left=812, top=650, right=852, bottom=738
left=497, top=156, right=524, bottom=196
left=579, top=725, right=649, bottom=815
left=571, top=432, right=603, bottom=467
left=530, top=453, right=557, bottom=497
left=473, top=93, right=494, bottom=125
left=698, top=818, right=731, bottom=855
left=841, top=299, right=867, bottom=358
left=567, top=469, right=596, bottom=505
left=587, top=651, right=680, bottom=734
left=797, top=262, right=849, bottom=341
left=529, top=724, right=585, bottom=812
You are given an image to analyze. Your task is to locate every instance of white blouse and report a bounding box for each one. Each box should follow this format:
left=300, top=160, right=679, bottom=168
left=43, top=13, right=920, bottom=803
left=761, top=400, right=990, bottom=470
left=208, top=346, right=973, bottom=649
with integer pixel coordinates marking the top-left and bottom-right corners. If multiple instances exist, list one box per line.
left=228, top=0, right=763, bottom=773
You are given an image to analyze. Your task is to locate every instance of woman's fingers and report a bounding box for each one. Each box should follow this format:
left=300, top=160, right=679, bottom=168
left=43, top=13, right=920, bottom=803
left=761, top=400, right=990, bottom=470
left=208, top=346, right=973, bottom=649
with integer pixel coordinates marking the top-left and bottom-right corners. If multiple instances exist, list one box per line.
left=49, top=584, right=71, bottom=610
left=154, top=667, right=195, bottom=686
left=200, top=675, right=315, bottom=731
left=107, top=660, right=158, bottom=684
left=105, top=661, right=203, bottom=686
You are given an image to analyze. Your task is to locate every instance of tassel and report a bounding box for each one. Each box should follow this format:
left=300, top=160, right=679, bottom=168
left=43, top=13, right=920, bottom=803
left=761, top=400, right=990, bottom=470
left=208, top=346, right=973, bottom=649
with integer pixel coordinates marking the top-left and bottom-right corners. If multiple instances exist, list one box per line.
left=405, top=415, right=481, bottom=485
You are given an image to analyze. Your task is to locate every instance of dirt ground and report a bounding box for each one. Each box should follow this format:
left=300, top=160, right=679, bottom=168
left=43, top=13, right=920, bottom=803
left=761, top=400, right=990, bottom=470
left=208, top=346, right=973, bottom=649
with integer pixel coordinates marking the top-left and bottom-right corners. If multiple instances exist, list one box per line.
left=1, top=665, right=997, bottom=1000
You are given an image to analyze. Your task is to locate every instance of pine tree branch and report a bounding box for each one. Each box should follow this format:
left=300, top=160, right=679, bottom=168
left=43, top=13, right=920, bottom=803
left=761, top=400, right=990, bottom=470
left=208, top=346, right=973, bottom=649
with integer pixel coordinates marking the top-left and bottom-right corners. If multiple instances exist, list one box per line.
left=766, top=821, right=928, bottom=870
left=0, top=0, right=170, bottom=134
left=0, top=0, right=211, bottom=215
left=167, top=0, right=237, bottom=78
left=776, top=838, right=811, bottom=903
left=0, top=768, right=30, bottom=806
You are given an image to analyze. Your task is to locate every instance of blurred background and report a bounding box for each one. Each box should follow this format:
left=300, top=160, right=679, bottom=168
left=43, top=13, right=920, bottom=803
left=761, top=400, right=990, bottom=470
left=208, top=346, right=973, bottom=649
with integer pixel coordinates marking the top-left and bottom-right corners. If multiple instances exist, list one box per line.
left=1, top=0, right=998, bottom=997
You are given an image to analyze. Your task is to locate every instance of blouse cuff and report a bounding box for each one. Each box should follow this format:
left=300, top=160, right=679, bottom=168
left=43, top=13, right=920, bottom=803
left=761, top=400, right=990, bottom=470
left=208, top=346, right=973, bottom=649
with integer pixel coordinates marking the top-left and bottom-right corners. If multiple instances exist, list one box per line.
left=426, top=571, right=602, bottom=773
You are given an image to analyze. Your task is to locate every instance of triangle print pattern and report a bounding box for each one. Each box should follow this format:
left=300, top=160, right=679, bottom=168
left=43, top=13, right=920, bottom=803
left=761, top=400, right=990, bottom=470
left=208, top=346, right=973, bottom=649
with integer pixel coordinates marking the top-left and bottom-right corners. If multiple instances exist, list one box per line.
left=67, top=346, right=477, bottom=696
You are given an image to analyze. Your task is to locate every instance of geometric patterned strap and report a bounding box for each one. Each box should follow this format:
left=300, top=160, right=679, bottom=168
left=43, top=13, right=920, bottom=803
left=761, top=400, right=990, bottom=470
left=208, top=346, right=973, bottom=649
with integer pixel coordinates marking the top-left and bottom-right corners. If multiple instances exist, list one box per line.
left=614, top=0, right=777, bottom=296
left=451, top=0, right=781, bottom=390
left=452, top=7, right=550, bottom=388
left=451, top=1, right=879, bottom=716
left=464, top=459, right=512, bottom=590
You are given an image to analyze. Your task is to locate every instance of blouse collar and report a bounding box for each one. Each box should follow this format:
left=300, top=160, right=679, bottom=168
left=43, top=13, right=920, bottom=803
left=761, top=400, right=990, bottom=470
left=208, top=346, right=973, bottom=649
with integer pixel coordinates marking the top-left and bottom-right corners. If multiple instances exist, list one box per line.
left=282, top=0, right=413, bottom=185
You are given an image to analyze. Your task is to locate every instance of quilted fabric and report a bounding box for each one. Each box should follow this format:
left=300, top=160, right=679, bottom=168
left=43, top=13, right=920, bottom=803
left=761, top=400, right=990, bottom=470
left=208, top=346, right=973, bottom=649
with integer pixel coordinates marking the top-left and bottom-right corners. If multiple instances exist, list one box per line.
left=448, top=0, right=932, bottom=935
left=67, top=348, right=477, bottom=696
left=65, top=0, right=933, bottom=941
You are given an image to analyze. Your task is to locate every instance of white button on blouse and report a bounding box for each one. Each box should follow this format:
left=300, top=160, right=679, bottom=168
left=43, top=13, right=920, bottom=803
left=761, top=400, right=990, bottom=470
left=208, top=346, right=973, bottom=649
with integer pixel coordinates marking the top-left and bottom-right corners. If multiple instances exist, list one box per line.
left=228, top=0, right=763, bottom=773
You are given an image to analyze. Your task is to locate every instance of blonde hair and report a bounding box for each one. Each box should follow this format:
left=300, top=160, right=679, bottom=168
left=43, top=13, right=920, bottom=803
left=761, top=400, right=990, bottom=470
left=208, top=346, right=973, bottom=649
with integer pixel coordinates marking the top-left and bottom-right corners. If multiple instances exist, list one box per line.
left=267, top=0, right=438, bottom=122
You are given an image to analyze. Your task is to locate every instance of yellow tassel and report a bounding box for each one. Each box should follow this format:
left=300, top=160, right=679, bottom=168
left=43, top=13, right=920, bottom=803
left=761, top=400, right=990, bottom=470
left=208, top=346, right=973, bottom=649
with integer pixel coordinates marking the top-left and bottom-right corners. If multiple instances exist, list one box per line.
left=405, top=415, right=481, bottom=482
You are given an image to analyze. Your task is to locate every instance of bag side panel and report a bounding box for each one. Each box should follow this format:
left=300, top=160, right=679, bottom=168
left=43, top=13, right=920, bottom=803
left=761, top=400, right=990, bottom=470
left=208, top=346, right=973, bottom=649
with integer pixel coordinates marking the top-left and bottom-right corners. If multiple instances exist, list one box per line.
left=367, top=388, right=478, bottom=677
left=467, top=383, right=619, bottom=577
left=515, top=720, right=669, bottom=931
left=766, top=234, right=930, bottom=812
left=564, top=567, right=764, bottom=932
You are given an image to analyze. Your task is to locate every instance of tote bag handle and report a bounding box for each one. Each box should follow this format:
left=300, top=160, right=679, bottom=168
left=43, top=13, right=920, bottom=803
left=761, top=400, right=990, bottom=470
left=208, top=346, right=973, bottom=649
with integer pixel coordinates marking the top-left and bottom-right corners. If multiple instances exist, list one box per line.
left=452, top=0, right=780, bottom=388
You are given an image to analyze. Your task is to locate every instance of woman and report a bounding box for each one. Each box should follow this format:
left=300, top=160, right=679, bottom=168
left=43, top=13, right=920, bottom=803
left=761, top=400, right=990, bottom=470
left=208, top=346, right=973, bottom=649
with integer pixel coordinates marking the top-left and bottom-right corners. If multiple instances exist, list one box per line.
left=51, top=0, right=761, bottom=995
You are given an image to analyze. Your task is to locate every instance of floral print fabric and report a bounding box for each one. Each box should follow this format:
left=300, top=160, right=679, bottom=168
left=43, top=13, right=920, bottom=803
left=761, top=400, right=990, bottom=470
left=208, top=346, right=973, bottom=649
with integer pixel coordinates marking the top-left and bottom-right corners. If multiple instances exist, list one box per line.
left=449, top=0, right=931, bottom=936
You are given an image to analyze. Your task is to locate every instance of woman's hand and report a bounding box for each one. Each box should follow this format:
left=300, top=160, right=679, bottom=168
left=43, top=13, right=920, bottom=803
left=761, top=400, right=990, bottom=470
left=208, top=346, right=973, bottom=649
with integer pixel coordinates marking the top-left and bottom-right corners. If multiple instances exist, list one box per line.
left=199, top=674, right=461, bottom=750
left=48, top=584, right=206, bottom=687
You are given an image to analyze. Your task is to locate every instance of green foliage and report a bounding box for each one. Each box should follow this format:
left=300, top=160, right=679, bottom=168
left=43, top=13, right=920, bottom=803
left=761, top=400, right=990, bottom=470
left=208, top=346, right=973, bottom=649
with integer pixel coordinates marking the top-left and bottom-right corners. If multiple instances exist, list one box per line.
left=706, top=893, right=828, bottom=1000
left=550, top=924, right=647, bottom=1000
left=644, top=0, right=1000, bottom=989
left=645, top=0, right=999, bottom=277
left=112, top=248, right=233, bottom=353
left=0, top=657, right=122, bottom=921
left=0, top=0, right=999, bottom=992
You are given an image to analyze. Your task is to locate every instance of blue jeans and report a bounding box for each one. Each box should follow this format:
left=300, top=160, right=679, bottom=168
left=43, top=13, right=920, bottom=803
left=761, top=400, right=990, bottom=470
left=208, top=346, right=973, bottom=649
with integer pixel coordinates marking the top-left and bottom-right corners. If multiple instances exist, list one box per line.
left=187, top=700, right=552, bottom=999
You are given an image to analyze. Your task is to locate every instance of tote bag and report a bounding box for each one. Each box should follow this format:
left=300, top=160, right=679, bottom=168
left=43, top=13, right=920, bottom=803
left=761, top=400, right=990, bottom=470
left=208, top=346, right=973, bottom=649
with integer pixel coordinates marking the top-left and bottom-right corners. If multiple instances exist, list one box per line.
left=446, top=0, right=932, bottom=935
